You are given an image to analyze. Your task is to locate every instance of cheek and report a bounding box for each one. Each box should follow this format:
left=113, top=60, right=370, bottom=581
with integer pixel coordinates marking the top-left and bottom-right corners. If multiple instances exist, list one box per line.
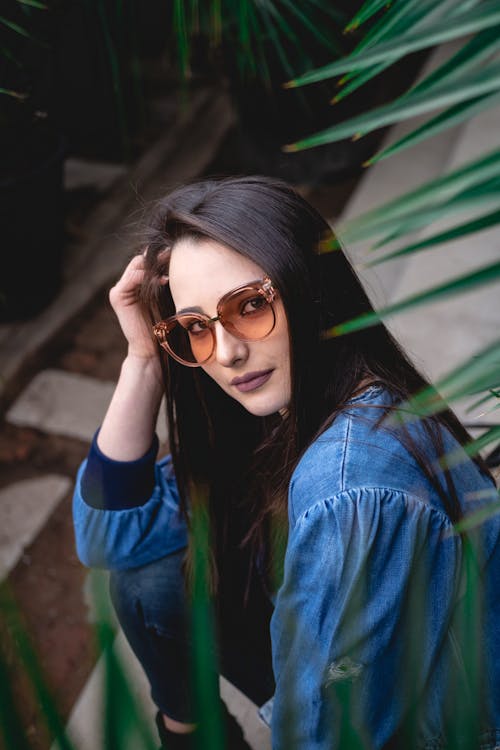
left=274, top=307, right=291, bottom=361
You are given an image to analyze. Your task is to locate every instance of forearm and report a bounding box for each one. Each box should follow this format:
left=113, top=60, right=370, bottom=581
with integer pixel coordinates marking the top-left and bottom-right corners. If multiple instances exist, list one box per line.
left=97, top=354, right=164, bottom=460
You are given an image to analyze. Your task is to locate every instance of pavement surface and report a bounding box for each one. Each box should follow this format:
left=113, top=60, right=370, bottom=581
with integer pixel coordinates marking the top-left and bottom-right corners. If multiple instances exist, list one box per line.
left=1, top=45, right=499, bottom=750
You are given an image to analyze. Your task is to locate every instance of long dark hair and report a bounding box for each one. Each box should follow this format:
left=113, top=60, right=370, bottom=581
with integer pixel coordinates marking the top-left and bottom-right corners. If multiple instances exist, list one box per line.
left=139, top=175, right=491, bottom=591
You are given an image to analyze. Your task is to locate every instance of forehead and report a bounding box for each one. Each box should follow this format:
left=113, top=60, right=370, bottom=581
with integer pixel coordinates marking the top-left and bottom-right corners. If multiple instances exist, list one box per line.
left=169, top=237, right=265, bottom=311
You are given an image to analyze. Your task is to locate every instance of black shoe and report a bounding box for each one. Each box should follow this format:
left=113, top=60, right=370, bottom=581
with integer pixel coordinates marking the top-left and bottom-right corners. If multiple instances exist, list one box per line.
left=155, top=703, right=251, bottom=750
left=155, top=711, right=193, bottom=750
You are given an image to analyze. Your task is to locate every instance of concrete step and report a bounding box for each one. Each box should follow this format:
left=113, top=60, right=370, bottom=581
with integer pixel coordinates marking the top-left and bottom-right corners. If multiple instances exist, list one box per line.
left=64, top=158, right=127, bottom=193
left=6, top=369, right=168, bottom=444
left=51, top=625, right=271, bottom=750
left=0, top=475, right=72, bottom=580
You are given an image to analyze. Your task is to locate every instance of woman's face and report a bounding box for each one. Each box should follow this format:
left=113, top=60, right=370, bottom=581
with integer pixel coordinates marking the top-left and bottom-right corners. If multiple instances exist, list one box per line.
left=168, top=237, right=291, bottom=417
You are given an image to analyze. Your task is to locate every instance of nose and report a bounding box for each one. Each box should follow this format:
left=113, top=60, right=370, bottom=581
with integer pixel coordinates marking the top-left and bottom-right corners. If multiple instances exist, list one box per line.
left=213, top=321, right=248, bottom=367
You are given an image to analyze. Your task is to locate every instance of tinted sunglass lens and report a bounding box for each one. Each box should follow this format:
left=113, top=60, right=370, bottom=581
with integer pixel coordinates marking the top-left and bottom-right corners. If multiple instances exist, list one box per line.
left=167, top=317, right=214, bottom=364
left=224, top=289, right=275, bottom=339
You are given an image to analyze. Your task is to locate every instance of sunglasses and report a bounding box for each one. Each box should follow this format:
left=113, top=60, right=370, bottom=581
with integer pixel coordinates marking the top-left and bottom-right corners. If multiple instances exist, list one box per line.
left=153, top=277, right=277, bottom=367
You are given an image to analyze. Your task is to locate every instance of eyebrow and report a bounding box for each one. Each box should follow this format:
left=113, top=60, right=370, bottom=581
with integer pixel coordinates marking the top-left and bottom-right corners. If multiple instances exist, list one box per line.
left=176, top=305, right=205, bottom=315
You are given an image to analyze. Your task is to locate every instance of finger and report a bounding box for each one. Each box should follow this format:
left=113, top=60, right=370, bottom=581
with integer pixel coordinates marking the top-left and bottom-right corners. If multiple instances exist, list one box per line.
left=128, top=254, right=146, bottom=270
left=120, top=267, right=146, bottom=287
left=112, top=268, right=145, bottom=296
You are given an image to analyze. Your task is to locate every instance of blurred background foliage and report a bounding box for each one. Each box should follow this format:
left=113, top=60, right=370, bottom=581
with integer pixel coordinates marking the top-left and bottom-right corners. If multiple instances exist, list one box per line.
left=1, top=0, right=499, bottom=747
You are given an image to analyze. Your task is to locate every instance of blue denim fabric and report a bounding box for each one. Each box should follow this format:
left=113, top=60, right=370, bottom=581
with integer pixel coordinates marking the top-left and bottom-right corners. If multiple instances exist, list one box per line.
left=73, top=386, right=500, bottom=749
left=109, top=549, right=275, bottom=722
left=270, top=387, right=500, bottom=749
left=73, top=454, right=188, bottom=569
left=109, top=549, right=194, bottom=721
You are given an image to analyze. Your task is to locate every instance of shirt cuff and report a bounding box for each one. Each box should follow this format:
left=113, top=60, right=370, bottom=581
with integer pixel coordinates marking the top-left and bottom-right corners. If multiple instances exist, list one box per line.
left=80, top=430, right=160, bottom=510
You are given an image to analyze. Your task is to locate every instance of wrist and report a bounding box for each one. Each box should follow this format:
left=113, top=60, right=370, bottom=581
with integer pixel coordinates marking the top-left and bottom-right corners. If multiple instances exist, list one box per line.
left=122, top=351, right=163, bottom=385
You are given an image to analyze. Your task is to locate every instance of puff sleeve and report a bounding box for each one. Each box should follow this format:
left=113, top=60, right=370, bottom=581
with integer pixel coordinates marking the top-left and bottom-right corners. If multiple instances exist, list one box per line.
left=270, top=487, right=462, bottom=750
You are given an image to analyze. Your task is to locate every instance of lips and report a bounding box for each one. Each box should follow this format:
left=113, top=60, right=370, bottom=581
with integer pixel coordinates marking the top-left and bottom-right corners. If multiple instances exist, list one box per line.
left=231, top=369, right=273, bottom=393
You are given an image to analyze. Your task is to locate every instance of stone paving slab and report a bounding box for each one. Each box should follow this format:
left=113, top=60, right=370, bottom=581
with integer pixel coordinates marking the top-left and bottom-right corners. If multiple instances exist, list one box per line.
left=64, top=158, right=127, bottom=193
left=0, top=475, right=72, bottom=580
left=51, top=624, right=271, bottom=750
left=6, top=369, right=168, bottom=445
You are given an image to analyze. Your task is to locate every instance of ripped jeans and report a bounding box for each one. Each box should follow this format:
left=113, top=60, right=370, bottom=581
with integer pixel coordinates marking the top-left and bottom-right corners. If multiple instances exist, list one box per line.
left=109, top=548, right=276, bottom=723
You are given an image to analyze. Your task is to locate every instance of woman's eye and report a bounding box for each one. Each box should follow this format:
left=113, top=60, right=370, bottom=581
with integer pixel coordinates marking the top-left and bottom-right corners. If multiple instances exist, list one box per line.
left=240, top=296, right=267, bottom=315
left=186, top=319, right=210, bottom=335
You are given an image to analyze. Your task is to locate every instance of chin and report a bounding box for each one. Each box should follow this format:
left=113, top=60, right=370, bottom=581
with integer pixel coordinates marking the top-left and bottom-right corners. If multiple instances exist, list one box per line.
left=236, top=391, right=290, bottom=418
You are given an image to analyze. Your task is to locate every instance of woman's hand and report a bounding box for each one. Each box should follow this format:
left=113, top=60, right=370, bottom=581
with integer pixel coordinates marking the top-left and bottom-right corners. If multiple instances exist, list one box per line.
left=96, top=254, right=168, bottom=460
left=109, top=253, right=166, bottom=360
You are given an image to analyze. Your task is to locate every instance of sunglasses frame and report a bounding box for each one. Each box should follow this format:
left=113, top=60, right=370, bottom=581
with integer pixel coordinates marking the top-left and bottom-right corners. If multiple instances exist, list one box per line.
left=153, top=276, right=277, bottom=367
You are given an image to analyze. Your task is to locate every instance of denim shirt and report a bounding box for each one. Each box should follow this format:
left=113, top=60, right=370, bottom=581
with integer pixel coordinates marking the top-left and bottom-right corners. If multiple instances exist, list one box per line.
left=73, top=386, right=500, bottom=749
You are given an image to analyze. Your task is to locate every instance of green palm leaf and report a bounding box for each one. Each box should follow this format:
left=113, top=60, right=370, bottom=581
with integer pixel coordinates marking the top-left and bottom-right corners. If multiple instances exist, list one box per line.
left=0, top=647, right=33, bottom=749
left=345, top=0, right=394, bottom=32
left=336, top=0, right=453, bottom=96
left=189, top=488, right=226, bottom=750
left=453, top=498, right=500, bottom=534
left=368, top=175, right=500, bottom=247
left=16, top=0, right=47, bottom=7
left=343, top=0, right=441, bottom=62
left=280, top=0, right=343, bottom=55
left=0, top=86, right=26, bottom=98
left=466, top=389, right=500, bottom=414
left=285, top=0, right=500, bottom=86
left=363, top=174, right=500, bottom=248
left=173, top=0, right=189, bottom=75
left=332, top=62, right=390, bottom=104
left=366, top=207, right=500, bottom=267
left=366, top=91, right=500, bottom=166
left=326, top=261, right=500, bottom=337
left=89, top=571, right=157, bottom=750
left=409, top=27, right=500, bottom=97
left=333, top=148, right=500, bottom=247
left=395, top=339, right=500, bottom=419
left=0, top=583, right=77, bottom=750
left=285, top=59, right=500, bottom=151
left=0, top=14, right=38, bottom=40
left=439, top=427, right=500, bottom=470
left=173, top=1, right=347, bottom=83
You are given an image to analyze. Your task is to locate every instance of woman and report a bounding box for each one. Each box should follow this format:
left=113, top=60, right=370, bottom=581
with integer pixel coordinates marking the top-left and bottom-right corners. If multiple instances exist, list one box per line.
left=73, top=176, right=500, bottom=749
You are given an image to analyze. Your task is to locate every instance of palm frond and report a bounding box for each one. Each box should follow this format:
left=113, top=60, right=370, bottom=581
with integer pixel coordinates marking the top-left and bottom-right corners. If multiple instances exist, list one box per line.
left=337, top=0, right=447, bottom=92
left=16, top=0, right=47, bottom=8
left=439, top=427, right=500, bottom=470
left=334, top=147, right=500, bottom=247
left=285, top=1, right=500, bottom=87
left=394, top=339, right=500, bottom=418
left=0, top=13, right=46, bottom=45
left=345, top=0, right=394, bottom=32
left=366, top=175, right=500, bottom=248
left=453, top=498, right=500, bottom=533
left=366, top=207, right=500, bottom=267
left=326, top=261, right=500, bottom=337
left=366, top=91, right=500, bottom=166
left=285, top=59, right=500, bottom=151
